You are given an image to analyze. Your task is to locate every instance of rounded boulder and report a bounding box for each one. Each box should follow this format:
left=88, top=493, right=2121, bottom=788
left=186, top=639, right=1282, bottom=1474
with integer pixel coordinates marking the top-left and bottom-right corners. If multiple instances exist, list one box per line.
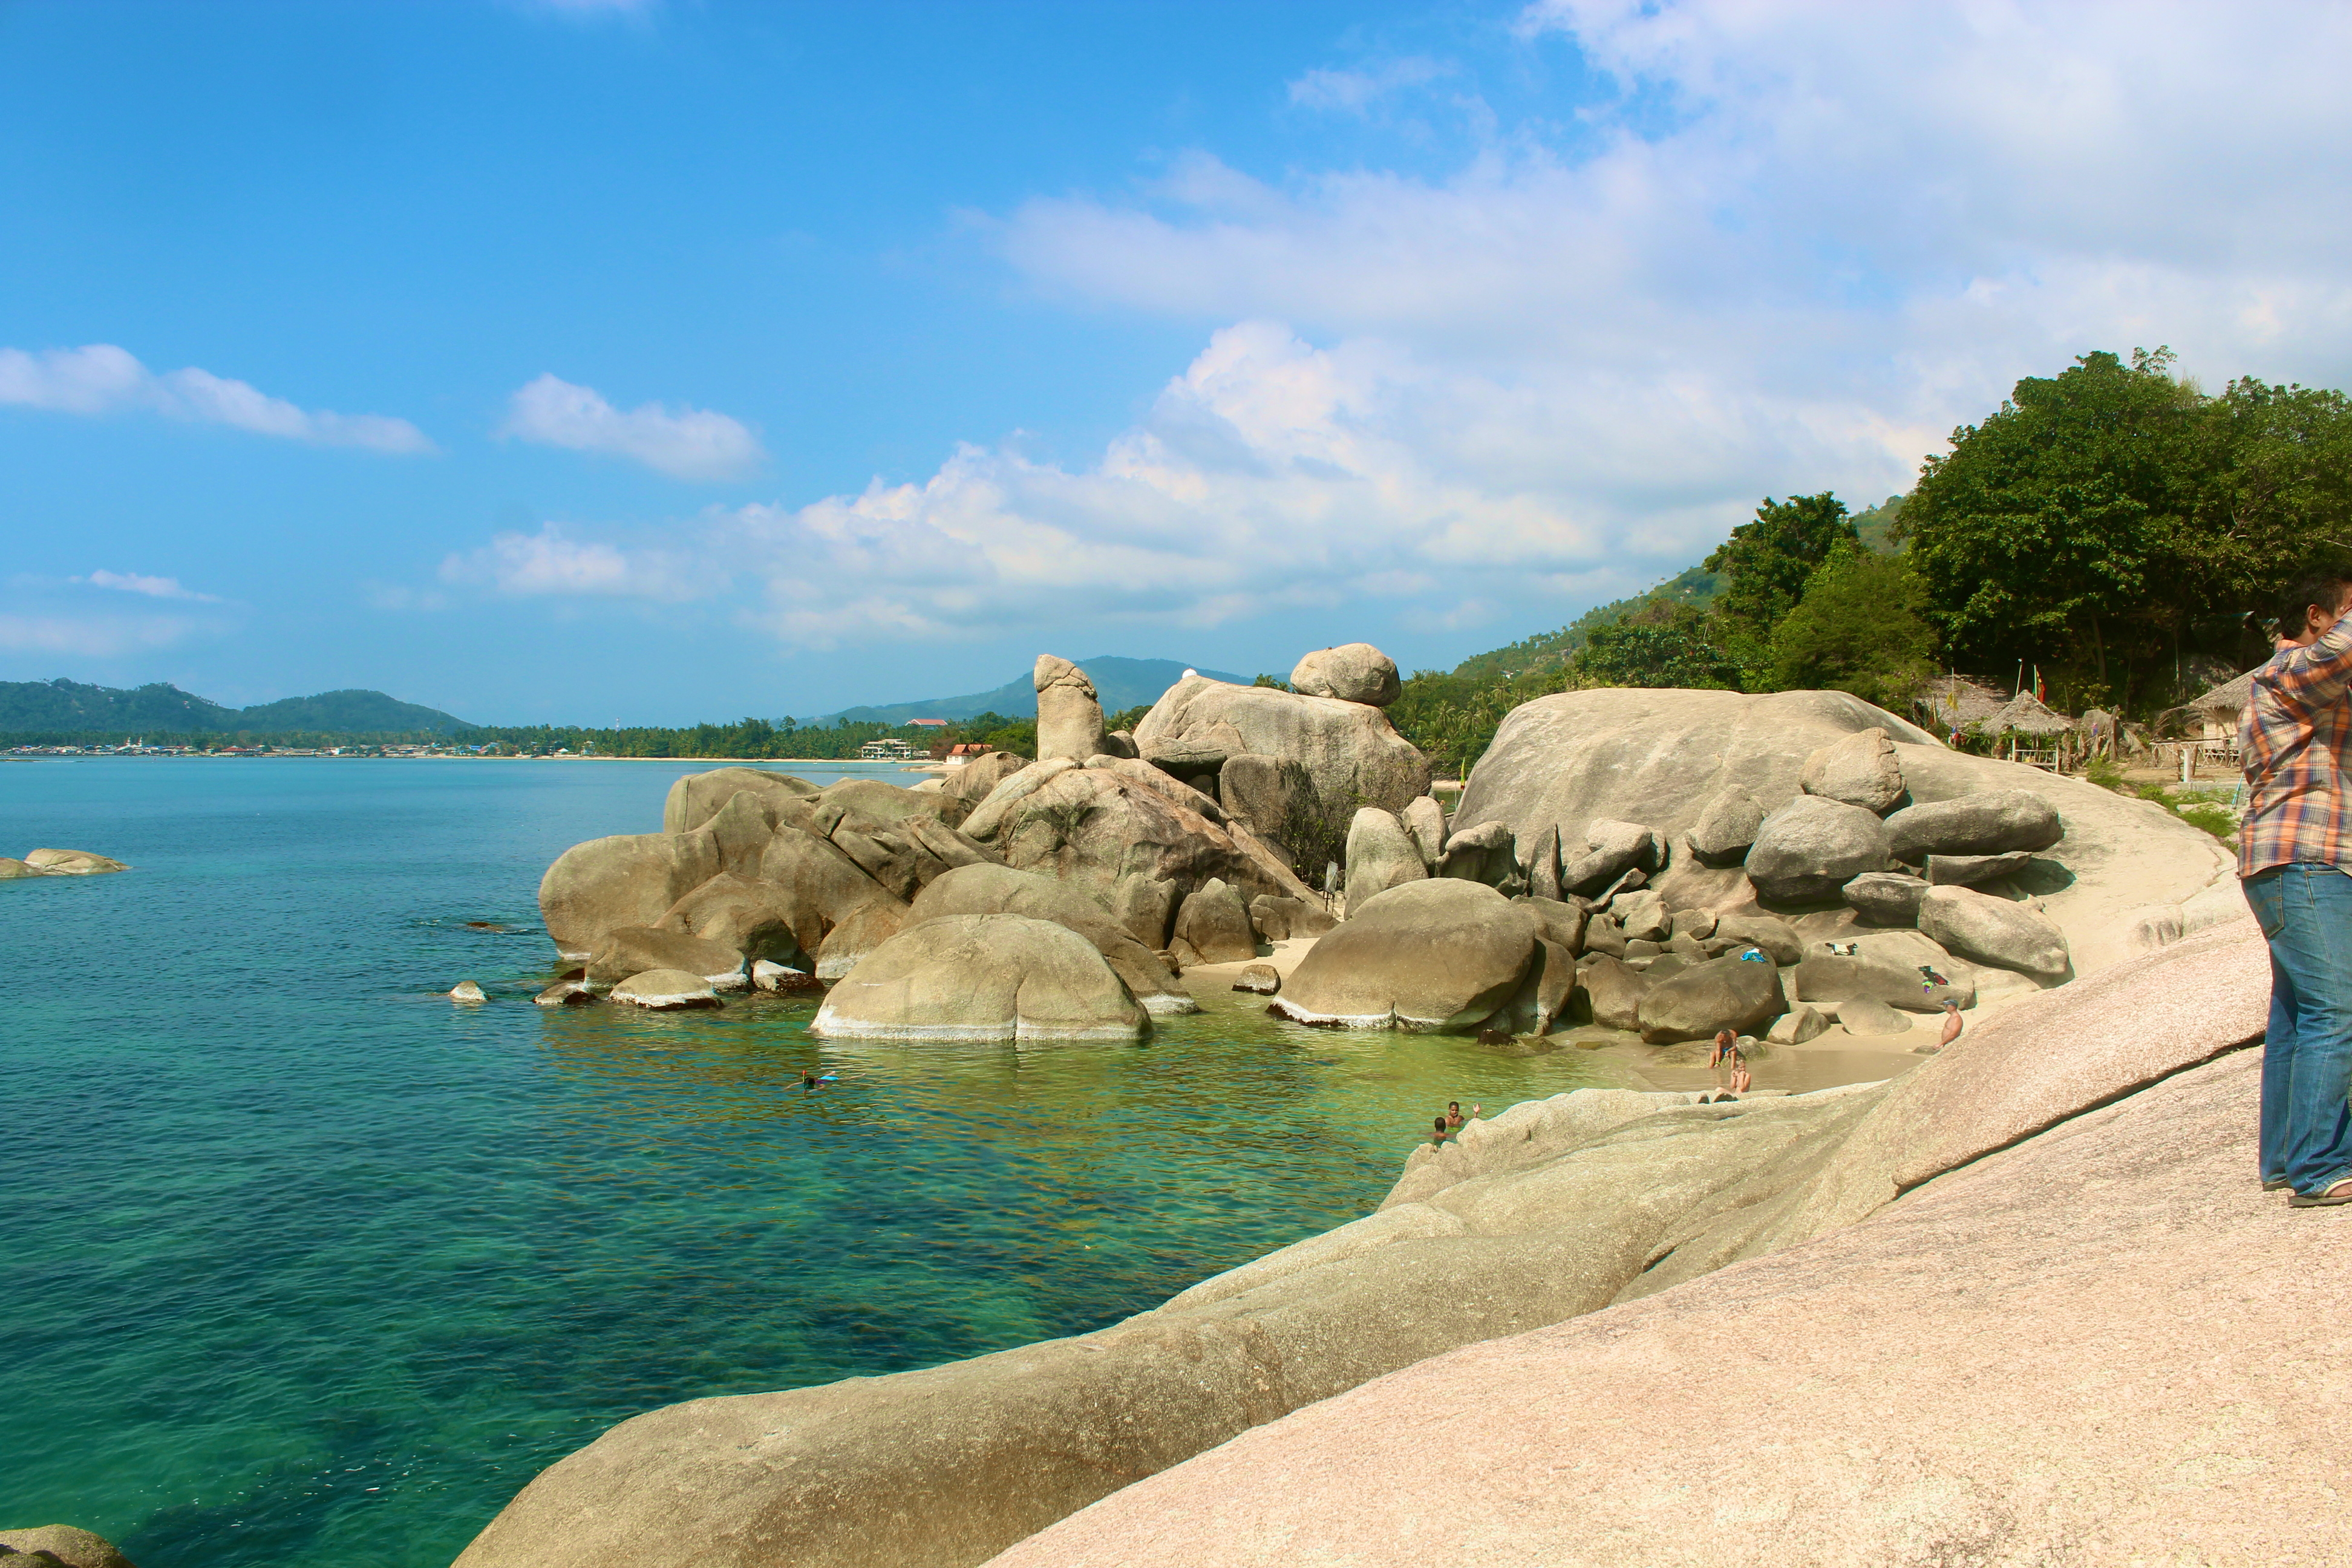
left=1274, top=879, right=1539, bottom=1031
left=811, top=914, right=1150, bottom=1043
left=1290, top=642, right=1402, bottom=707
left=1745, top=795, right=1891, bottom=904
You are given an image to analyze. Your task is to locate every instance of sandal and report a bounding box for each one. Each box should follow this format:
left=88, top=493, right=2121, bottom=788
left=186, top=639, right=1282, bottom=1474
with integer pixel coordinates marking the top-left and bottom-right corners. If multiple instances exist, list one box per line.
left=2289, top=1180, right=2352, bottom=1208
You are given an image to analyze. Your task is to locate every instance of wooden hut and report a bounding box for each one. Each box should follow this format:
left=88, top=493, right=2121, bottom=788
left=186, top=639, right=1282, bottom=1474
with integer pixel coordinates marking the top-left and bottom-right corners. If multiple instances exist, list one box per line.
left=2185, top=670, right=2256, bottom=751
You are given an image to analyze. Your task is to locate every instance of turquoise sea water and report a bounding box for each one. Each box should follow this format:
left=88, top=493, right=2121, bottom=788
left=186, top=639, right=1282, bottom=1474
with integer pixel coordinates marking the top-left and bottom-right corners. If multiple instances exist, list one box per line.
left=2, top=760, right=1618, bottom=1567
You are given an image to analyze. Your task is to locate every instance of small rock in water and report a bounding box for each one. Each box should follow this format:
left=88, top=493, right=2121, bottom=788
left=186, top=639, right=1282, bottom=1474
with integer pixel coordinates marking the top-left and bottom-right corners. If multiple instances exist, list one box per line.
left=751, top=959, right=823, bottom=995
left=610, top=969, right=723, bottom=1010
left=1232, top=963, right=1281, bottom=995
left=24, top=847, right=129, bottom=875
left=535, top=979, right=596, bottom=1007
left=1476, top=1027, right=1516, bottom=1045
left=448, top=981, right=487, bottom=1003
left=463, top=920, right=512, bottom=932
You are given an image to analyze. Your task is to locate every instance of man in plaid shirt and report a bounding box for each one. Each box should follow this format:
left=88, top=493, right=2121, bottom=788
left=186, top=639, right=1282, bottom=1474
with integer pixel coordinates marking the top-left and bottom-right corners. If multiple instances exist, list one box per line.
left=2241, top=572, right=2352, bottom=1207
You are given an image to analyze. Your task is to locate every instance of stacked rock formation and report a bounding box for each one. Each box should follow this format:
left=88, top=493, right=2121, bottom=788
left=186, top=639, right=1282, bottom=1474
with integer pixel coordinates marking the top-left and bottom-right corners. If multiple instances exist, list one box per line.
left=531, top=650, right=1432, bottom=1038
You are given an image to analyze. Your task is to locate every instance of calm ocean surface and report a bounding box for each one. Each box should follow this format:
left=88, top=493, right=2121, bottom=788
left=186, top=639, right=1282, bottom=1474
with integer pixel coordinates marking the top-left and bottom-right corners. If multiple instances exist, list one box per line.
left=2, top=759, right=1616, bottom=1567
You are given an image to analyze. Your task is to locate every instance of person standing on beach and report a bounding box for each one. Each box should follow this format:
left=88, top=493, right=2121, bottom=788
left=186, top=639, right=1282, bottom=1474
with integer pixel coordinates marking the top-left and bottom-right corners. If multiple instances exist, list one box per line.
left=2241, top=572, right=2352, bottom=1208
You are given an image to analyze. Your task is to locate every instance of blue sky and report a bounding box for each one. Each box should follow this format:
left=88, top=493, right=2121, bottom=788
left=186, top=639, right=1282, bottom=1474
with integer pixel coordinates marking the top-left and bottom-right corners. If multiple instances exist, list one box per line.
left=6, top=0, right=2350, bottom=724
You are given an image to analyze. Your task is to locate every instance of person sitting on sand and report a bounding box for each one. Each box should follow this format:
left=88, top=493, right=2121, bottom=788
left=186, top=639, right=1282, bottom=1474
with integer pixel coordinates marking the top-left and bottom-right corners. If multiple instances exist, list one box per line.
left=1710, top=1028, right=1736, bottom=1069
left=1726, top=1046, right=1752, bottom=1095
left=1939, top=1001, right=1964, bottom=1049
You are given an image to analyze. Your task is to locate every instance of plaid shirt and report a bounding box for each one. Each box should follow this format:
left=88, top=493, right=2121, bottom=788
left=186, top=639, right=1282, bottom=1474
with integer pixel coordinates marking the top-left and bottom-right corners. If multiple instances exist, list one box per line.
left=2241, top=612, right=2352, bottom=877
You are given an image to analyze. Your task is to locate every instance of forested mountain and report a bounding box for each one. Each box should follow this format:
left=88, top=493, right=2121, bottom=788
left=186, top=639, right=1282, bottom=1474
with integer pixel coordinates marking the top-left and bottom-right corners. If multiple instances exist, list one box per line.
left=0, top=679, right=468, bottom=736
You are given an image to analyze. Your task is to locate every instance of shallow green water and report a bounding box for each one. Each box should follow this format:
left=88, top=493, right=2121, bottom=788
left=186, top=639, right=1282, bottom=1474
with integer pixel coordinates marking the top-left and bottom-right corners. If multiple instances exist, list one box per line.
left=1, top=759, right=1618, bottom=1567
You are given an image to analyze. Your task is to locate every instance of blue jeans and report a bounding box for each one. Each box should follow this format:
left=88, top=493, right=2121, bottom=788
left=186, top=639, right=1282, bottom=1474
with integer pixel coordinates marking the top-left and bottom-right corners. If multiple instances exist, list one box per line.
left=2246, top=864, right=2352, bottom=1196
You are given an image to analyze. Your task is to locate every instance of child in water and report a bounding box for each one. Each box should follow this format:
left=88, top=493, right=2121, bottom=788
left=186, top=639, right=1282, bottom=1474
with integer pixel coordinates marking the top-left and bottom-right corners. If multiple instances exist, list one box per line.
left=1445, top=1100, right=1483, bottom=1130
left=1430, top=1115, right=1451, bottom=1146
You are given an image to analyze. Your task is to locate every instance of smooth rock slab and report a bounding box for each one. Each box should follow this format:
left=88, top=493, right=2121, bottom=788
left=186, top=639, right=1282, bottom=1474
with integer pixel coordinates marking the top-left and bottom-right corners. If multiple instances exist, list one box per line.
left=982, top=1053, right=2338, bottom=1568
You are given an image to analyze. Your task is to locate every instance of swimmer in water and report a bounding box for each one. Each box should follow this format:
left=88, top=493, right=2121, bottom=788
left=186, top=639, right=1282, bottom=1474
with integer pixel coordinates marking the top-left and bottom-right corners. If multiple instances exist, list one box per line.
left=1431, top=1115, right=1450, bottom=1146
left=801, top=1070, right=839, bottom=1091
left=1445, top=1100, right=1483, bottom=1130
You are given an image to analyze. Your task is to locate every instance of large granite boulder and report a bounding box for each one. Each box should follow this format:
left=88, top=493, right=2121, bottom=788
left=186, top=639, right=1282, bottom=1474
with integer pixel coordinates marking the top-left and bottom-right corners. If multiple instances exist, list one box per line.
left=1743, top=795, right=1890, bottom=904
left=1289, top=642, right=1400, bottom=707
left=1449, top=687, right=2229, bottom=976
left=1247, top=893, right=1336, bottom=941
left=1713, top=910, right=1802, bottom=964
left=1400, top=796, right=1447, bottom=871
left=661, top=766, right=820, bottom=835
left=1132, top=675, right=1429, bottom=852
left=1558, top=818, right=1656, bottom=896
left=1343, top=807, right=1426, bottom=909
left=959, top=762, right=1312, bottom=915
left=22, top=848, right=128, bottom=874
left=811, top=895, right=909, bottom=979
left=815, top=777, right=941, bottom=828
left=1798, top=726, right=1906, bottom=812
left=1214, top=754, right=1301, bottom=863
left=1924, top=849, right=2034, bottom=886
left=656, top=874, right=805, bottom=965
left=936, top=751, right=1030, bottom=829
left=1168, top=878, right=1257, bottom=967
left=757, top=824, right=907, bottom=955
left=1840, top=870, right=1926, bottom=926
left=1884, top=789, right=2063, bottom=861
left=1034, top=655, right=1109, bottom=763
left=1274, top=880, right=1540, bottom=1031
left=906, top=864, right=1194, bottom=1014
left=1434, top=819, right=1515, bottom=886
left=586, top=927, right=747, bottom=988
left=1919, top=884, right=2072, bottom=978
left=1635, top=950, right=1785, bottom=1043
left=540, top=829, right=720, bottom=960
left=811, top=914, right=1149, bottom=1042
left=1685, top=786, right=1764, bottom=866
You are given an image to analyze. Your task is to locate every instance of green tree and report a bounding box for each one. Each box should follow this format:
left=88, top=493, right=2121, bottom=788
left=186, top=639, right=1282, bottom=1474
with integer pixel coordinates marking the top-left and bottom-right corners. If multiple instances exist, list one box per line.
left=1768, top=541, right=1938, bottom=705
left=1901, top=349, right=2195, bottom=703
left=1569, top=601, right=1743, bottom=690
left=1704, top=492, right=1859, bottom=650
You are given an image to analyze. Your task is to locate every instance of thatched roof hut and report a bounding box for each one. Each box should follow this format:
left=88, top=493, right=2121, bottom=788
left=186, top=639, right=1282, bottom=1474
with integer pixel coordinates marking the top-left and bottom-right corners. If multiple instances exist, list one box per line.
left=1913, top=675, right=2009, bottom=732
left=2189, top=669, right=2256, bottom=721
left=1985, top=690, right=2074, bottom=737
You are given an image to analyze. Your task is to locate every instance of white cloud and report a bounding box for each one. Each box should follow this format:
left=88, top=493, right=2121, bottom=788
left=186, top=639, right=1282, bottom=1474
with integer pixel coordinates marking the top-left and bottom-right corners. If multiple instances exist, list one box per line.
left=1288, top=57, right=1455, bottom=114
left=0, top=344, right=434, bottom=453
left=439, top=522, right=711, bottom=601
left=73, top=569, right=220, bottom=603
left=499, top=373, right=765, bottom=482
left=441, top=0, right=2352, bottom=653
left=0, top=613, right=209, bottom=658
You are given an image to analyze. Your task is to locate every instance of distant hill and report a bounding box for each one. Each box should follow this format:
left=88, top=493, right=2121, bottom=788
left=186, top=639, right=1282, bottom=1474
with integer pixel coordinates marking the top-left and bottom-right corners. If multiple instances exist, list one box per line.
left=826, top=656, right=1250, bottom=724
left=0, top=679, right=469, bottom=736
